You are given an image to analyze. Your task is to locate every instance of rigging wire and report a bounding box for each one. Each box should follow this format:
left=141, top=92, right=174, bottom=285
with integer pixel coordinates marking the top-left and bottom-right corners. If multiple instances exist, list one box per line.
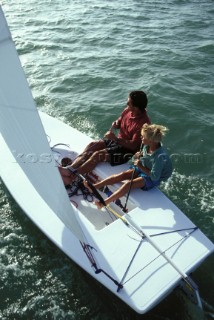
left=121, top=227, right=198, bottom=286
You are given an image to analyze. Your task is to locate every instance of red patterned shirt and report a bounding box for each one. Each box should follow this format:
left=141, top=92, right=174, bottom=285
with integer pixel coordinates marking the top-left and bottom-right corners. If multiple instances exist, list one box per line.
left=116, top=107, right=151, bottom=152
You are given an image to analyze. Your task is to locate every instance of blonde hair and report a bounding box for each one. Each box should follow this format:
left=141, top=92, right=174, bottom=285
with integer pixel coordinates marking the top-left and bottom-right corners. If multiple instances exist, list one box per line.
left=141, top=123, right=169, bottom=143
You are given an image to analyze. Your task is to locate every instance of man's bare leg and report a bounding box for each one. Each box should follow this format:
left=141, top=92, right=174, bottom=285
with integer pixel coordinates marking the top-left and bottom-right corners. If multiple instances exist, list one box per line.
left=76, top=148, right=110, bottom=175
left=58, top=166, right=76, bottom=186
left=59, top=148, right=111, bottom=185
left=72, top=140, right=106, bottom=169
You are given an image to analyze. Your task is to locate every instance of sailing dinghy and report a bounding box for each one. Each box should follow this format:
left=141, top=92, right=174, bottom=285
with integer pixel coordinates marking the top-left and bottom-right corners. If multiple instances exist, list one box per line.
left=0, top=6, right=213, bottom=314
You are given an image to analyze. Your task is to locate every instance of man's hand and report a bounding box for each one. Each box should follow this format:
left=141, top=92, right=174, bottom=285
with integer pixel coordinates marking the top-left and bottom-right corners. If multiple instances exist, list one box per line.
left=104, top=130, right=117, bottom=140
left=111, top=120, right=120, bottom=129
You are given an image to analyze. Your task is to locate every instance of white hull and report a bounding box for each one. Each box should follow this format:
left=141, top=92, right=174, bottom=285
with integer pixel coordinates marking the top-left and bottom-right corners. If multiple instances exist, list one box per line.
left=1, top=111, right=213, bottom=314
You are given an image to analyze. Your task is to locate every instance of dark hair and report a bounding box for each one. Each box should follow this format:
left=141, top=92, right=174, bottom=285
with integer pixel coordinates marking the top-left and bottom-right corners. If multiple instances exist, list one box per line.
left=129, top=90, right=148, bottom=111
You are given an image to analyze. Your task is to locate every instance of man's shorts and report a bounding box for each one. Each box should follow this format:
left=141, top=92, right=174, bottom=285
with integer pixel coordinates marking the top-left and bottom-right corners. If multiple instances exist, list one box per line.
left=130, top=165, right=160, bottom=191
left=104, top=139, right=133, bottom=166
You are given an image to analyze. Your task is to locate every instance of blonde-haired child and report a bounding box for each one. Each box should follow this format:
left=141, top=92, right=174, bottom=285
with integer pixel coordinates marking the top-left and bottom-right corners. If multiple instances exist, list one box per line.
left=84, top=124, right=173, bottom=209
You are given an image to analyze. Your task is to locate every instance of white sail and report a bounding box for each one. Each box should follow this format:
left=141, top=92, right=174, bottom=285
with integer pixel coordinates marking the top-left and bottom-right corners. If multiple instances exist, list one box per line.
left=0, top=6, right=86, bottom=243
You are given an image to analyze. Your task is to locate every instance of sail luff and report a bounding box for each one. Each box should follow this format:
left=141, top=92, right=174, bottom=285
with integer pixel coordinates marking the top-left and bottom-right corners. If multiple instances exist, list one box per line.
left=0, top=6, right=86, bottom=243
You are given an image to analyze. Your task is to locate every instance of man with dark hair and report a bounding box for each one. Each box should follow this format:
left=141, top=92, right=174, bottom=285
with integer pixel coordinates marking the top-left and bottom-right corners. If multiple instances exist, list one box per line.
left=59, top=90, right=151, bottom=185
left=129, top=90, right=148, bottom=110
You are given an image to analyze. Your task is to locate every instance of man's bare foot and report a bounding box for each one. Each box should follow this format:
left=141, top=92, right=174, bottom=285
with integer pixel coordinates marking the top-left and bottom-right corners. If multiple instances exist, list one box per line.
left=83, top=180, right=93, bottom=193
left=61, top=157, right=72, bottom=167
left=58, top=166, right=76, bottom=185
left=94, top=200, right=104, bottom=209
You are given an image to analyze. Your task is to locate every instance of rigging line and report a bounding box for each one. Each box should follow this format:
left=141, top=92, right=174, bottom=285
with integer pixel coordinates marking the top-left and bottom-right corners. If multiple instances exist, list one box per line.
left=117, top=236, right=144, bottom=292
left=80, top=242, right=97, bottom=266
left=149, top=226, right=198, bottom=238
left=80, top=241, right=123, bottom=290
left=69, top=172, right=198, bottom=289
left=123, top=166, right=136, bottom=212
left=102, top=186, right=128, bottom=213
left=51, top=143, right=72, bottom=162
left=123, top=142, right=143, bottom=212
left=115, top=226, right=198, bottom=287
left=125, top=216, right=199, bottom=291
left=51, top=143, right=71, bottom=149
left=122, top=227, right=198, bottom=286
left=46, top=135, right=51, bottom=144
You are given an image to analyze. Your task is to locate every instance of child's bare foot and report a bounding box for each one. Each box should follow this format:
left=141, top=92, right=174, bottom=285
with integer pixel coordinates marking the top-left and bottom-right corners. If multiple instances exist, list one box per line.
left=94, top=200, right=104, bottom=209
left=83, top=180, right=93, bottom=193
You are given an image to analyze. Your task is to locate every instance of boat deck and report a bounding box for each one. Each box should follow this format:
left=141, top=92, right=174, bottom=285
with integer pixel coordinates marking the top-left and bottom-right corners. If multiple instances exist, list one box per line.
left=52, top=145, right=136, bottom=230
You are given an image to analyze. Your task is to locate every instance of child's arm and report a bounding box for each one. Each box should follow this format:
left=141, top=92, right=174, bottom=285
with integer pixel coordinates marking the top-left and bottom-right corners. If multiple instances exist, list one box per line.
left=134, top=159, right=151, bottom=176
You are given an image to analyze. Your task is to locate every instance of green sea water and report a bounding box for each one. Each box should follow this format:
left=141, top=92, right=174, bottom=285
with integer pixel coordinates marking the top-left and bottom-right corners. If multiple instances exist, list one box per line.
left=0, top=1, right=214, bottom=319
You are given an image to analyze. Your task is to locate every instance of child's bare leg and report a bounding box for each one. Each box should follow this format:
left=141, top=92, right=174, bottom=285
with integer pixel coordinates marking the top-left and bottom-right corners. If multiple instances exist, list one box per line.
left=104, top=177, right=144, bottom=205
left=95, top=177, right=144, bottom=209
left=94, top=169, right=135, bottom=190
left=94, top=201, right=104, bottom=209
left=83, top=169, right=134, bottom=193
